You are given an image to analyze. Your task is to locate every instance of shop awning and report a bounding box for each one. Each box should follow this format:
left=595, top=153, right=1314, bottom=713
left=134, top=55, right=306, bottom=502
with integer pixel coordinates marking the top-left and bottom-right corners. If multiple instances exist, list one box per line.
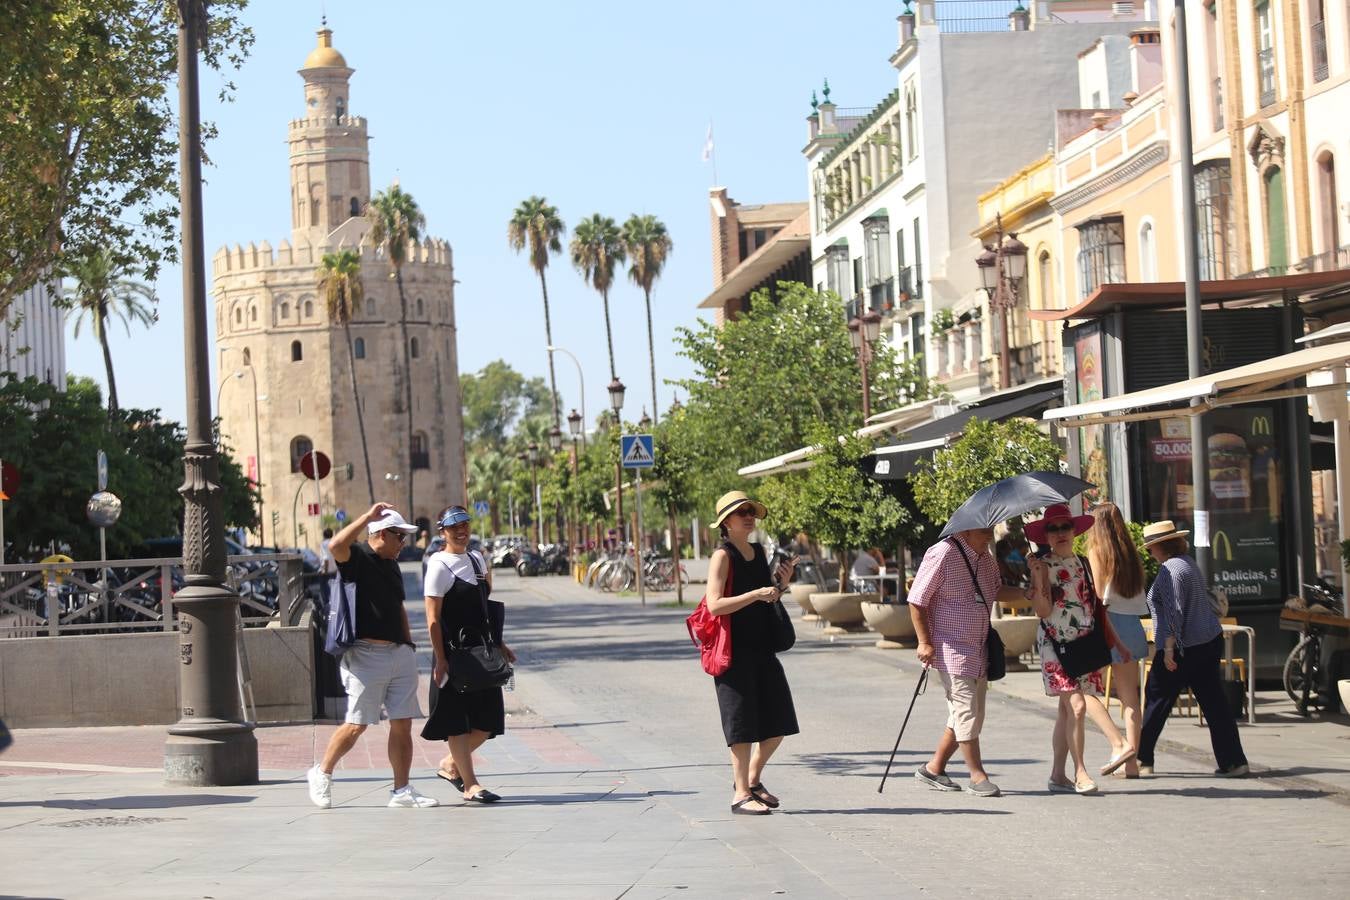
left=738, top=399, right=942, bottom=479
left=1043, top=341, right=1350, bottom=427
left=1029, top=270, right=1350, bottom=322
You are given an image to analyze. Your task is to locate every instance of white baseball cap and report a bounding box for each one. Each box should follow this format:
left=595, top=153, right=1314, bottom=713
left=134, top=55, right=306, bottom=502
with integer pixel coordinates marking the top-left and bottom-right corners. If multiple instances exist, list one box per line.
left=368, top=509, right=418, bottom=535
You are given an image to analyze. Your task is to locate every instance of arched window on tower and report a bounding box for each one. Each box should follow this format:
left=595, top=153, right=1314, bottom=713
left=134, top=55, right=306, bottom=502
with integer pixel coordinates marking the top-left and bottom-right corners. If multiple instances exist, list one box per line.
left=242, top=347, right=251, bottom=366
left=304, top=299, right=314, bottom=318
left=416, top=297, right=424, bottom=318
left=350, top=197, right=360, bottom=217
left=354, top=337, right=366, bottom=359
left=411, top=432, right=430, bottom=470
left=291, top=340, right=303, bottom=362
left=410, top=337, right=420, bottom=359
left=234, top=307, right=242, bottom=326
left=279, top=302, right=290, bottom=319
left=336, top=96, right=345, bottom=119
left=290, top=436, right=313, bottom=473
left=250, top=305, right=257, bottom=323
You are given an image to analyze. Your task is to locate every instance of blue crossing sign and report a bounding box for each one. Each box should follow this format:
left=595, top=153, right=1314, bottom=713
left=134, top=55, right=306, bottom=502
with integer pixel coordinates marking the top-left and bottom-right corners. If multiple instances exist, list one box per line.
left=621, top=434, right=655, bottom=469
left=473, top=500, right=490, bottom=516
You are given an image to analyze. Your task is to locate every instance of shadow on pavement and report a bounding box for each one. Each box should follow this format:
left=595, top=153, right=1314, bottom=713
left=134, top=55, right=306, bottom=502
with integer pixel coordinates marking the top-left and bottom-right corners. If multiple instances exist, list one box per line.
left=0, top=794, right=255, bottom=809
left=785, top=807, right=1014, bottom=816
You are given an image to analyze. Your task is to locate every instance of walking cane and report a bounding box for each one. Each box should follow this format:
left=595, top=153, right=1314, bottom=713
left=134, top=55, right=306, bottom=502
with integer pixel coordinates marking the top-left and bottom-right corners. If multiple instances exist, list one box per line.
left=878, top=665, right=929, bottom=794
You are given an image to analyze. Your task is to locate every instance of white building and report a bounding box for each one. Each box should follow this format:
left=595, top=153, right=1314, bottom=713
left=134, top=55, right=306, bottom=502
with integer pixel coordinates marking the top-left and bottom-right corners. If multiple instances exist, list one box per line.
left=0, top=275, right=65, bottom=390
left=804, top=0, right=1151, bottom=400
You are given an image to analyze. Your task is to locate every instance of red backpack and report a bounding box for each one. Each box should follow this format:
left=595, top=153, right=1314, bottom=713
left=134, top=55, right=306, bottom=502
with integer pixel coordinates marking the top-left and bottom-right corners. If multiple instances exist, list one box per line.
left=686, top=564, right=735, bottom=676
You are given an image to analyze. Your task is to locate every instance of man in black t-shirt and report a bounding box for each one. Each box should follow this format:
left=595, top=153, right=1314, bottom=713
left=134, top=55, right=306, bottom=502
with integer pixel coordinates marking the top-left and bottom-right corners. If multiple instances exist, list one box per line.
left=307, top=502, right=439, bottom=809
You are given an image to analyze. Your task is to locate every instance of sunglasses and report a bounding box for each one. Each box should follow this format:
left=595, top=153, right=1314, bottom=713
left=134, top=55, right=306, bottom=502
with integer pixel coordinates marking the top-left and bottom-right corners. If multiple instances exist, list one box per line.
left=1046, top=522, right=1075, bottom=534
left=379, top=530, right=408, bottom=543
left=733, top=507, right=758, bottom=518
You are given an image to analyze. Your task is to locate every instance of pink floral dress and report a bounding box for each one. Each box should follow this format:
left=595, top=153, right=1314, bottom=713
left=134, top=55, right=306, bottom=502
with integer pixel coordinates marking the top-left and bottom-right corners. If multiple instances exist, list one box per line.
left=1037, top=553, right=1105, bottom=697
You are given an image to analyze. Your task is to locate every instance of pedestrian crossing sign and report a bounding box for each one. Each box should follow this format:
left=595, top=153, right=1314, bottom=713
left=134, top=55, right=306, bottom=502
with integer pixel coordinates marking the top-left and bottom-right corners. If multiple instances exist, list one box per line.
left=473, top=500, right=490, bottom=516
left=620, top=434, right=655, bottom=469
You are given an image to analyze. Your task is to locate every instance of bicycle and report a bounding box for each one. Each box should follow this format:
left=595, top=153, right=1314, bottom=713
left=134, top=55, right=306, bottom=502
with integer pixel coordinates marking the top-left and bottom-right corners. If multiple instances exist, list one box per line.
left=1281, top=581, right=1348, bottom=715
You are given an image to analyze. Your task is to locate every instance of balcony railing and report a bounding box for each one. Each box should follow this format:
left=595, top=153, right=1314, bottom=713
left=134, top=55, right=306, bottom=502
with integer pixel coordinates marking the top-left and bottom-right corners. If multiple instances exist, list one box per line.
left=978, top=344, right=1043, bottom=393
left=1258, top=48, right=1277, bottom=107
left=869, top=278, right=895, bottom=313
left=1311, top=20, right=1329, bottom=83
left=897, top=267, right=914, bottom=300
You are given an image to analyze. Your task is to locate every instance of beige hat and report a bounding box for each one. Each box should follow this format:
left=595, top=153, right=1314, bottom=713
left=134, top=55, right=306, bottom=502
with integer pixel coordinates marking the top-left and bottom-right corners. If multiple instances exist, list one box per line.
left=1141, top=520, right=1190, bottom=548
left=713, top=490, right=767, bottom=527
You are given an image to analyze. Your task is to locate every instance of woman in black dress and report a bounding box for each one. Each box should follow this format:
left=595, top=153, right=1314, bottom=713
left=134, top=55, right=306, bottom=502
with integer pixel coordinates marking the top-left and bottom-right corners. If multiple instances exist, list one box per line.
left=422, top=505, right=515, bottom=803
left=706, top=491, right=799, bottom=816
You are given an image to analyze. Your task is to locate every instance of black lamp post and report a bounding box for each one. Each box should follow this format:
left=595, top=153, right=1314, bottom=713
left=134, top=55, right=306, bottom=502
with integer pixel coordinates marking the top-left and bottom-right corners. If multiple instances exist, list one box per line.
left=526, top=442, right=540, bottom=546
left=976, top=211, right=1028, bottom=391
left=638, top=409, right=652, bottom=430
left=847, top=310, right=883, bottom=418
left=608, top=378, right=626, bottom=544
left=165, top=0, right=258, bottom=786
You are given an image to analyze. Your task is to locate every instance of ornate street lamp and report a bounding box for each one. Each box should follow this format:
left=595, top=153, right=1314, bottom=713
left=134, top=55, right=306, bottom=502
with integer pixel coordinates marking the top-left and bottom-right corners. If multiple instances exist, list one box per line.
left=638, top=409, right=652, bottom=430
left=976, top=212, right=1027, bottom=390
left=567, top=408, right=582, bottom=439
left=548, top=425, right=563, bottom=453
left=608, top=378, right=626, bottom=544
left=847, top=310, right=883, bottom=418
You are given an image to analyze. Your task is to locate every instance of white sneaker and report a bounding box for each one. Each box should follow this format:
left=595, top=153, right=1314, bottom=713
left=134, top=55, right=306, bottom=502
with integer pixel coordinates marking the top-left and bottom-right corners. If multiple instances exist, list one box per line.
left=307, top=765, right=332, bottom=809
left=388, top=785, right=439, bottom=808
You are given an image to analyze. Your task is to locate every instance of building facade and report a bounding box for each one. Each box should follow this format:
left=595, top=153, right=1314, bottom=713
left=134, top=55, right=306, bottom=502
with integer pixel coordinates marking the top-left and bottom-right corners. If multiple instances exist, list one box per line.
left=0, top=275, right=64, bottom=390
left=213, top=28, right=466, bottom=549
left=698, top=188, right=809, bottom=322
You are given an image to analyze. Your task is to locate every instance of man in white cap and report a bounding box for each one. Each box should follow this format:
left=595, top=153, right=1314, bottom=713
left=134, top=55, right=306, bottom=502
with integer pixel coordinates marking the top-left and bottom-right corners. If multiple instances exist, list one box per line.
left=307, top=502, right=438, bottom=808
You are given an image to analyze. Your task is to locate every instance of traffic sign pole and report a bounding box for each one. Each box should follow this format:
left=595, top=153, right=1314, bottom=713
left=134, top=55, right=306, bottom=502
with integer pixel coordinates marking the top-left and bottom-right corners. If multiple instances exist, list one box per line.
left=0, top=456, right=6, bottom=566
left=310, top=448, right=321, bottom=546
left=635, top=468, right=646, bottom=607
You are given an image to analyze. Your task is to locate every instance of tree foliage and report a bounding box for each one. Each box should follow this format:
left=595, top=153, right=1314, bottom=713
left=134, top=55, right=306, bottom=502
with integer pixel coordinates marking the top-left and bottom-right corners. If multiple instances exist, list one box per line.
left=61, top=246, right=157, bottom=412
left=909, top=417, right=1065, bottom=524
left=0, top=0, right=253, bottom=313
left=0, top=375, right=257, bottom=560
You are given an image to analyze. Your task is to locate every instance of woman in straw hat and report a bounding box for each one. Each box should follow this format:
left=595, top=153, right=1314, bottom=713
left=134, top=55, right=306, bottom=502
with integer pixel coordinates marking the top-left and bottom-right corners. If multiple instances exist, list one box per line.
left=706, top=490, right=798, bottom=816
left=1136, top=521, right=1248, bottom=777
left=1026, top=504, right=1133, bottom=795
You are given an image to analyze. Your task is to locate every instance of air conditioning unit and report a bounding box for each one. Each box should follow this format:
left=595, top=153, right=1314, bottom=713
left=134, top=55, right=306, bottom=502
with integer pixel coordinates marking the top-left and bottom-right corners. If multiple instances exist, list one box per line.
left=1112, top=1, right=1135, bottom=15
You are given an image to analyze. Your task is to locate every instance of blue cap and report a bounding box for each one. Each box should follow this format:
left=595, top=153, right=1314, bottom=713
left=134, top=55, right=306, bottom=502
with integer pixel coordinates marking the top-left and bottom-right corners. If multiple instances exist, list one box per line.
left=438, top=506, right=471, bottom=528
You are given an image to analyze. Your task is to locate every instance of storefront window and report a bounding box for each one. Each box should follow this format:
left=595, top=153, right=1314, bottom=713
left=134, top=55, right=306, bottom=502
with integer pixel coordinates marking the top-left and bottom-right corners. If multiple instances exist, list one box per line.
left=1140, top=405, right=1284, bottom=603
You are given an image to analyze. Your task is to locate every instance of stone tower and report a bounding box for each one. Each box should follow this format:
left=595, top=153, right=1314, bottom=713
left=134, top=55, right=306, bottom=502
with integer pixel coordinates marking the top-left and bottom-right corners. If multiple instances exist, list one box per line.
left=213, top=27, right=467, bottom=551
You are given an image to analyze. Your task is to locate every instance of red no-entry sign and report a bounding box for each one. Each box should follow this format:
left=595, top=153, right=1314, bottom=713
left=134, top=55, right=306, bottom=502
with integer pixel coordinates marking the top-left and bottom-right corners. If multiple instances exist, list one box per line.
left=300, top=451, right=331, bottom=481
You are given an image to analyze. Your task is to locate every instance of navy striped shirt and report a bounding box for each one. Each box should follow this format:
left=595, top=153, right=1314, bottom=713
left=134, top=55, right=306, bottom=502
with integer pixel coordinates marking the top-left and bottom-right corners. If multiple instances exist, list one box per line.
left=1146, top=555, right=1222, bottom=650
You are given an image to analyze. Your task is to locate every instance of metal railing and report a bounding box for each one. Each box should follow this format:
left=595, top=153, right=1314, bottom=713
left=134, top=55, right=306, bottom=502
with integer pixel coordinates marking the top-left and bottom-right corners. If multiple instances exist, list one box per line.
left=869, top=278, right=895, bottom=313
left=0, top=553, right=313, bottom=639
left=1258, top=48, right=1277, bottom=107
left=933, top=1, right=1026, bottom=32
left=1311, top=20, right=1329, bottom=83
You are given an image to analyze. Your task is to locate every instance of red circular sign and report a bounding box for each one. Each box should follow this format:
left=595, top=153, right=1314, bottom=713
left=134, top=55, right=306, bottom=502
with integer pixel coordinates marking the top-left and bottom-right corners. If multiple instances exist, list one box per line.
left=0, top=460, right=19, bottom=497
left=299, top=451, right=331, bottom=481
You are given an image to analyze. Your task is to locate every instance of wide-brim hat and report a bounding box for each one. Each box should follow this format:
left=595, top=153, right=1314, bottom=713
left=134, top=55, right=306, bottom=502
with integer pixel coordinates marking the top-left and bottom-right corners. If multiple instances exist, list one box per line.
left=1141, top=520, right=1189, bottom=548
left=713, top=490, right=767, bottom=527
left=368, top=509, right=419, bottom=534
left=1025, top=503, right=1094, bottom=545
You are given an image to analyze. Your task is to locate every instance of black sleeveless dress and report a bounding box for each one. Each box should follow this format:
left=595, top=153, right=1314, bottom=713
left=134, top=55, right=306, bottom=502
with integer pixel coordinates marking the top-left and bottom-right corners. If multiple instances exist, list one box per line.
left=420, top=562, right=506, bottom=741
left=712, top=541, right=799, bottom=746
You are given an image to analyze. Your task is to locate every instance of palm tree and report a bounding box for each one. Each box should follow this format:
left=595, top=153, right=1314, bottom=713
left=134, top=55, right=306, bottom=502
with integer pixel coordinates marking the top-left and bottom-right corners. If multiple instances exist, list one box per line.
left=569, top=214, right=627, bottom=382
left=621, top=214, right=673, bottom=425
left=468, top=449, right=511, bottom=535
left=319, top=249, right=376, bottom=504
left=367, top=185, right=426, bottom=515
left=507, top=197, right=566, bottom=430
left=62, top=248, right=157, bottom=413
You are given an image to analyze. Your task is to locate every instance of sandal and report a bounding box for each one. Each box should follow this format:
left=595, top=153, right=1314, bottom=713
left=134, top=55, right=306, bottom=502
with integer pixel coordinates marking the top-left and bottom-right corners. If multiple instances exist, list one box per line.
left=1099, top=747, right=1137, bottom=777
left=731, top=797, right=771, bottom=816
left=749, top=782, right=780, bottom=809
left=437, top=769, right=465, bottom=791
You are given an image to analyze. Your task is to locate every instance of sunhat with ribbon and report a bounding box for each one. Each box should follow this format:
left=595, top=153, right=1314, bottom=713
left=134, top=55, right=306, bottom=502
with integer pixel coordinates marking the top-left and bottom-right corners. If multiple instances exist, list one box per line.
left=1024, top=503, right=1094, bottom=545
left=1141, top=520, right=1190, bottom=548
left=713, top=491, right=767, bottom=528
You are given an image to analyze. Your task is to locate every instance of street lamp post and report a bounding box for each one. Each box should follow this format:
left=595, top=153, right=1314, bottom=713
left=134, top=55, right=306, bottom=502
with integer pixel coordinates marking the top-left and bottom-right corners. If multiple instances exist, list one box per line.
left=548, top=426, right=563, bottom=546
left=165, top=0, right=258, bottom=786
left=975, top=212, right=1028, bottom=391
left=847, top=310, right=883, bottom=418
left=608, top=378, right=626, bottom=545
left=567, top=409, right=583, bottom=552
left=548, top=345, right=586, bottom=449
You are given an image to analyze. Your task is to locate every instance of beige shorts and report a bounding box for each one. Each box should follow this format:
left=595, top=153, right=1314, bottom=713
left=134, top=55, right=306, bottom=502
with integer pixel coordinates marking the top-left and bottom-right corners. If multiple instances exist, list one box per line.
left=940, top=672, right=988, bottom=742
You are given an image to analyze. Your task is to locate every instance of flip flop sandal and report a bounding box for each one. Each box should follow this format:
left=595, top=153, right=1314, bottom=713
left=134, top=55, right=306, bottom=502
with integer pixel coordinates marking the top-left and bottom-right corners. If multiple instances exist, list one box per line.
left=465, top=789, right=500, bottom=803
left=749, top=783, right=780, bottom=808
left=437, top=769, right=465, bottom=791
left=731, top=797, right=771, bottom=816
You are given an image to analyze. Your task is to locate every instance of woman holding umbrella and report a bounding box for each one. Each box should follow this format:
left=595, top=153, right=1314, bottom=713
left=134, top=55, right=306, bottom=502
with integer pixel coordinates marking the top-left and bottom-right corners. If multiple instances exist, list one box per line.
left=1026, top=505, right=1133, bottom=795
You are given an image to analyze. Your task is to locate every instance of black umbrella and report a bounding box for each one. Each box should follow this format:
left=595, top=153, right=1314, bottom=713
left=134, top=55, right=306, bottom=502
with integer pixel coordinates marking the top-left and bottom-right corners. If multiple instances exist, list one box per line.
left=938, top=471, right=1096, bottom=538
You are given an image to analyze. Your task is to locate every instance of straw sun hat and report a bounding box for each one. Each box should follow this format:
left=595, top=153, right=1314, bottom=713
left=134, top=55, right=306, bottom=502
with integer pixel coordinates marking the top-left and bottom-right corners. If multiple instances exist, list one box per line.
left=712, top=491, right=767, bottom=528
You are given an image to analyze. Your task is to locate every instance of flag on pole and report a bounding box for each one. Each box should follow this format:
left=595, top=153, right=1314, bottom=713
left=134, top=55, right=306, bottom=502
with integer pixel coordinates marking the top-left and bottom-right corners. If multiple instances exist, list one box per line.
left=701, top=123, right=714, bottom=163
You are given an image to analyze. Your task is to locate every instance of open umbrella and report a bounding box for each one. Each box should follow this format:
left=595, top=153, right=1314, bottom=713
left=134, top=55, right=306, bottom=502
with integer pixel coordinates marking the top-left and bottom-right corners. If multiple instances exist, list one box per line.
left=938, top=471, right=1096, bottom=538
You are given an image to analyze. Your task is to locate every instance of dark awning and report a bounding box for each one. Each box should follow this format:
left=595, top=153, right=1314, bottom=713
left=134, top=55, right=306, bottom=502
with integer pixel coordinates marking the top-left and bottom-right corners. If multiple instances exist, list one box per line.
left=862, top=385, right=1064, bottom=482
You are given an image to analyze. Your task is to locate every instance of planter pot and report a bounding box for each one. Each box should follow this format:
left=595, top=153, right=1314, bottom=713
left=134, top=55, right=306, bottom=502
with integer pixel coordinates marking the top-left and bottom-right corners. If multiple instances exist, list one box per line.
left=991, top=615, right=1039, bottom=671
left=810, top=591, right=868, bottom=634
left=1339, top=679, right=1350, bottom=715
left=788, top=583, right=820, bottom=621
left=861, top=600, right=916, bottom=649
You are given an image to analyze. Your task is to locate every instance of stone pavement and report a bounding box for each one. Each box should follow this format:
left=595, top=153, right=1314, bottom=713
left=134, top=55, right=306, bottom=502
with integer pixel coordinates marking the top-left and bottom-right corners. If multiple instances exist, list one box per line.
left=3, top=572, right=1350, bottom=898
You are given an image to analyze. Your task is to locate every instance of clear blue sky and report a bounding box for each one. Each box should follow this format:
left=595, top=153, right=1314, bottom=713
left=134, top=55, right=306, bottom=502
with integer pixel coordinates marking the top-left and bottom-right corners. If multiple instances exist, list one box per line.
left=68, top=0, right=905, bottom=427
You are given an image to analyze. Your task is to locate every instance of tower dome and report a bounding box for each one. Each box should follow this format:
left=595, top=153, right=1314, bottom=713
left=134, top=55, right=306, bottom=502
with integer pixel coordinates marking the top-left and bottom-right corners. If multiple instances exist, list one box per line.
left=303, top=27, right=347, bottom=69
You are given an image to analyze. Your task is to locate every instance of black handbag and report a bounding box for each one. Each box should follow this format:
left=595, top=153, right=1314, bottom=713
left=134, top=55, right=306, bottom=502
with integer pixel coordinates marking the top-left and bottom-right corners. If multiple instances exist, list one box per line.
left=446, top=554, right=513, bottom=693
left=1040, top=558, right=1111, bottom=679
left=948, top=538, right=1006, bottom=682
left=770, top=595, right=796, bottom=653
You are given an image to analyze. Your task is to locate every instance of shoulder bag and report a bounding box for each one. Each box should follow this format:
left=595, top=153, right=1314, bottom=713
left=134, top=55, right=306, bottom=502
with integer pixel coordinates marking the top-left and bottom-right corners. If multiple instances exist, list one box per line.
left=765, top=545, right=796, bottom=653
left=686, top=555, right=736, bottom=676
left=446, top=555, right=514, bottom=693
left=948, top=538, right=1006, bottom=682
left=1040, top=556, right=1112, bottom=679
left=323, top=571, right=358, bottom=659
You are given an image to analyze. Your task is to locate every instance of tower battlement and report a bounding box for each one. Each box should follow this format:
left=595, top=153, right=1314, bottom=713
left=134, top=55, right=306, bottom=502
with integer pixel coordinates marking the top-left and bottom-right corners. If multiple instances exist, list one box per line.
left=213, top=236, right=452, bottom=278
left=288, top=114, right=368, bottom=133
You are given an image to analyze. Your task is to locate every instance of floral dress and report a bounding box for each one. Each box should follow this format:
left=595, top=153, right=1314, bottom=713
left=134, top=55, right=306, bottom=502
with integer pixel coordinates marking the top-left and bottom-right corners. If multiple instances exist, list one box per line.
left=1037, top=553, right=1105, bottom=697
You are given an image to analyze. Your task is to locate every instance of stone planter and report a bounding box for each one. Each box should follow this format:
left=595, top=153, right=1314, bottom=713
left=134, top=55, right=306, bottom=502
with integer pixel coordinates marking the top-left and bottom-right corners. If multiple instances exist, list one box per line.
left=861, top=600, right=916, bottom=649
left=810, top=591, right=868, bottom=634
left=991, top=615, right=1040, bottom=671
left=788, top=583, right=820, bottom=621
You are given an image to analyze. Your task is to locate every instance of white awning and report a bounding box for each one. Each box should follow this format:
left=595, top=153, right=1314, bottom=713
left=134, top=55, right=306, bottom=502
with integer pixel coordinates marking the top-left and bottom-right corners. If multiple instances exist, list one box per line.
left=738, top=402, right=941, bottom=479
left=1044, top=342, right=1350, bottom=427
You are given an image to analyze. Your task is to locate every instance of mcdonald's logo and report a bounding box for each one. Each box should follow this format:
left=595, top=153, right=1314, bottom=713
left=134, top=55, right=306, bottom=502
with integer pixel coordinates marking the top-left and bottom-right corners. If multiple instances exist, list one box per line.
left=1212, top=530, right=1235, bottom=562
left=1251, top=416, right=1272, bottom=436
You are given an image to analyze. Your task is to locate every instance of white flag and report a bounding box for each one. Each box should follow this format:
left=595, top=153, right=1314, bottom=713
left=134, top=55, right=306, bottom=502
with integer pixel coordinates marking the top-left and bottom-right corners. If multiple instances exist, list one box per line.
left=701, top=123, right=714, bottom=163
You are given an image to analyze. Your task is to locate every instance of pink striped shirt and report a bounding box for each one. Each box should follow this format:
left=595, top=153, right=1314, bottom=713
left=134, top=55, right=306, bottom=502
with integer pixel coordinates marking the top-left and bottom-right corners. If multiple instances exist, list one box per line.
left=908, top=536, right=1000, bottom=678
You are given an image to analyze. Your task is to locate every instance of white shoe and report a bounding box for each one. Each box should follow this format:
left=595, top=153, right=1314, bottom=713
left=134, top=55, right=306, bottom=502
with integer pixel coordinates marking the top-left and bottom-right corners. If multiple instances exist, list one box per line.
left=388, top=785, right=439, bottom=808
left=307, top=765, right=332, bottom=809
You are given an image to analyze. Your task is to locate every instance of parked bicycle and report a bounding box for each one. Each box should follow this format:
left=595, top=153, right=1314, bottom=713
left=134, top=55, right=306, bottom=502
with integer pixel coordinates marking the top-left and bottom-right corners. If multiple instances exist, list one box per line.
left=1282, top=580, right=1348, bottom=715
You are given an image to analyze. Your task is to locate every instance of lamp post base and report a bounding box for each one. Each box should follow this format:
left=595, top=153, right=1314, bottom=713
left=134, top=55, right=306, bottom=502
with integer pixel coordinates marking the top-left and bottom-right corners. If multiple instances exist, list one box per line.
left=165, top=727, right=259, bottom=786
